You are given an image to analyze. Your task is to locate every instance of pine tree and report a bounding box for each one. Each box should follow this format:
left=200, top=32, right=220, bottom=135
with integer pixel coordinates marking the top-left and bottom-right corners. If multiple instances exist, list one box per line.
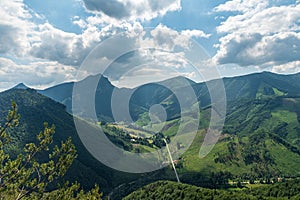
left=0, top=102, right=102, bottom=199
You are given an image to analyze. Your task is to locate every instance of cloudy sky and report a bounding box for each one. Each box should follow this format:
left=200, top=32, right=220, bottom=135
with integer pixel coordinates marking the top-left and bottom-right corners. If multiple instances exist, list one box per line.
left=0, top=0, right=299, bottom=90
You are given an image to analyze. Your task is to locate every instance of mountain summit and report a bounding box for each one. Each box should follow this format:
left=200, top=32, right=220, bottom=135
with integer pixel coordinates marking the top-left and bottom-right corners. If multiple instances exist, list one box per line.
left=12, top=83, right=29, bottom=90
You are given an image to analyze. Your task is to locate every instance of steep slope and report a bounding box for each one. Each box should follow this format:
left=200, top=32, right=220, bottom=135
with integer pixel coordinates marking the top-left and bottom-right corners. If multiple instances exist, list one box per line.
left=36, top=72, right=300, bottom=189
left=189, top=71, right=300, bottom=109
left=40, top=74, right=198, bottom=122
left=129, top=71, right=300, bottom=123
left=222, top=72, right=300, bottom=101
left=12, top=83, right=30, bottom=90
left=39, top=74, right=117, bottom=121
left=40, top=72, right=300, bottom=121
left=39, top=72, right=300, bottom=121
left=178, top=96, right=300, bottom=181
left=103, top=96, right=300, bottom=198
left=0, top=88, right=141, bottom=193
left=3, top=72, right=300, bottom=198
left=39, top=81, right=74, bottom=109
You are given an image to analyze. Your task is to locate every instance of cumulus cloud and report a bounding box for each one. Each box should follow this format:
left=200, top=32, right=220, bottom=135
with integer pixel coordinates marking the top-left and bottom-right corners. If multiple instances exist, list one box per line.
left=213, top=1, right=300, bottom=69
left=30, top=23, right=87, bottom=66
left=150, top=24, right=187, bottom=50
left=214, top=0, right=268, bottom=13
left=0, top=0, right=211, bottom=90
left=216, top=4, right=300, bottom=34
left=86, top=24, right=210, bottom=88
left=31, top=20, right=150, bottom=67
left=0, top=57, right=76, bottom=91
left=0, top=0, right=34, bottom=56
left=48, top=20, right=208, bottom=84
left=0, top=0, right=138, bottom=69
left=0, top=25, right=22, bottom=54
left=181, top=29, right=211, bottom=39
left=271, top=61, right=300, bottom=74
left=82, top=0, right=181, bottom=21
left=215, top=32, right=300, bottom=67
left=83, top=0, right=130, bottom=19
left=148, top=24, right=210, bottom=51
left=0, top=0, right=84, bottom=90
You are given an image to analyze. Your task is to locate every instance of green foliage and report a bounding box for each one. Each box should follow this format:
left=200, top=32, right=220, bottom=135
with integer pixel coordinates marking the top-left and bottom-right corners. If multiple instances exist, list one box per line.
left=4, top=72, right=300, bottom=199
left=187, top=96, right=300, bottom=178
left=0, top=89, right=143, bottom=194
left=123, top=181, right=253, bottom=200
left=124, top=180, right=300, bottom=200
left=0, top=102, right=20, bottom=144
left=152, top=132, right=169, bottom=148
left=44, top=182, right=102, bottom=200
left=0, top=103, right=102, bottom=199
left=101, top=123, right=172, bottom=153
left=245, top=179, right=300, bottom=198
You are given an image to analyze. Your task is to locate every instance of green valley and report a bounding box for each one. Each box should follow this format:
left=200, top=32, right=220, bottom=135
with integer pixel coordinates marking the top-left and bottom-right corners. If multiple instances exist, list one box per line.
left=1, top=72, right=300, bottom=199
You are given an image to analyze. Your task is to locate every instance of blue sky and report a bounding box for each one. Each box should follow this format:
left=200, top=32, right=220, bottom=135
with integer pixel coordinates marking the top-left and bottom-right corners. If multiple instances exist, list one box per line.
left=0, top=0, right=299, bottom=90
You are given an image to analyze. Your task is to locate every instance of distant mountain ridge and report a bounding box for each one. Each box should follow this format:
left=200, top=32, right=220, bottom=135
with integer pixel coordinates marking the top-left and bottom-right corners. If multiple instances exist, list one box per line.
left=37, top=71, right=300, bottom=122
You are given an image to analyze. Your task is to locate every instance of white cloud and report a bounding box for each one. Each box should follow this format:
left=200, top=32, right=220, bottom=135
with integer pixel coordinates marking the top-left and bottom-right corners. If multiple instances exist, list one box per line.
left=24, top=21, right=132, bottom=67
left=1, top=3, right=204, bottom=64
left=31, top=21, right=144, bottom=73
left=30, top=23, right=87, bottom=66
left=82, top=0, right=181, bottom=22
left=72, top=16, right=87, bottom=29
left=0, top=0, right=133, bottom=69
left=181, top=29, right=211, bottom=39
left=214, top=0, right=268, bottom=13
left=111, top=64, right=194, bottom=89
left=0, top=57, right=76, bottom=91
left=0, top=0, right=211, bottom=90
left=216, top=4, right=300, bottom=35
left=214, top=32, right=300, bottom=67
left=214, top=1, right=300, bottom=69
left=150, top=24, right=186, bottom=50
left=271, top=61, right=300, bottom=74
left=79, top=23, right=211, bottom=88
left=0, top=0, right=35, bottom=56
left=149, top=24, right=210, bottom=51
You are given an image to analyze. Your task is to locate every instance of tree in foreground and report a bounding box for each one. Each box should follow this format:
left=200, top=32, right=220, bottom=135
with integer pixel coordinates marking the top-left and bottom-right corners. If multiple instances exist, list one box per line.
left=0, top=102, right=103, bottom=199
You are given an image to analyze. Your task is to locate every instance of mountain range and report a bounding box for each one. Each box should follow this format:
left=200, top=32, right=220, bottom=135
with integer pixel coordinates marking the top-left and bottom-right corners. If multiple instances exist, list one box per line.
left=2, top=71, right=300, bottom=198
left=37, top=71, right=300, bottom=119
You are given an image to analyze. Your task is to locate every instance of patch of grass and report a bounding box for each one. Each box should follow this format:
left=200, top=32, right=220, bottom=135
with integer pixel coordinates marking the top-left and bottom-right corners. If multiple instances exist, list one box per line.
left=273, top=87, right=285, bottom=96
left=181, top=133, right=250, bottom=174
left=271, top=110, right=297, bottom=124
left=267, top=139, right=300, bottom=176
